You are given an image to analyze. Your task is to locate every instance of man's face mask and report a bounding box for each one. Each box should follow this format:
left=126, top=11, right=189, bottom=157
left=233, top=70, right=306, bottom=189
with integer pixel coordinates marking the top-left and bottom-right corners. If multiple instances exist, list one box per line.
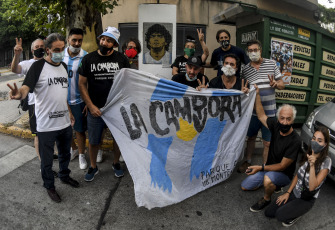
left=99, top=45, right=113, bottom=55
left=184, top=48, right=195, bottom=57
left=125, top=48, right=137, bottom=59
left=220, top=40, right=230, bottom=49
left=248, top=51, right=261, bottom=62
left=69, top=45, right=81, bottom=54
left=278, top=121, right=292, bottom=134
left=221, top=65, right=236, bottom=77
left=51, top=51, right=64, bottom=63
left=33, top=48, right=45, bottom=58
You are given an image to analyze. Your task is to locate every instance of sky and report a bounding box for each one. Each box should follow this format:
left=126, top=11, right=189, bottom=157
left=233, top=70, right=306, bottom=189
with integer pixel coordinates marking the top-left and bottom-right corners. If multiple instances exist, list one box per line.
left=318, top=0, right=335, bottom=8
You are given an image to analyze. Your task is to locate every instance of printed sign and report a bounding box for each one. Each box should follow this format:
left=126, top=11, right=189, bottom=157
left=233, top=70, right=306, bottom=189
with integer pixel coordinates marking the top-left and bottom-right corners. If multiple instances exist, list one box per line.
left=241, top=31, right=258, bottom=44
left=293, top=59, right=310, bottom=72
left=298, top=28, right=311, bottom=40
left=275, top=89, right=306, bottom=102
left=320, top=80, right=335, bottom=92
left=317, top=93, right=335, bottom=104
left=271, top=39, right=293, bottom=84
left=321, top=65, right=335, bottom=79
left=270, top=20, right=295, bottom=36
left=272, top=37, right=311, bottom=57
left=101, top=69, right=255, bottom=209
left=323, top=51, right=335, bottom=65
left=290, top=75, right=308, bottom=87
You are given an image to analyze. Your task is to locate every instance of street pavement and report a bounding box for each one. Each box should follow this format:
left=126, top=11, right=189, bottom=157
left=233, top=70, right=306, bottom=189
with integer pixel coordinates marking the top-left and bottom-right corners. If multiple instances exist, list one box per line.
left=1, top=67, right=335, bottom=230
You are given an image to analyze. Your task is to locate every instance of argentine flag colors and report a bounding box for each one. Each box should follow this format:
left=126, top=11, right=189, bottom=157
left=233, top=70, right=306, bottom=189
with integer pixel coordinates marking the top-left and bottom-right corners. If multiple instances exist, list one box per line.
left=102, top=69, right=256, bottom=209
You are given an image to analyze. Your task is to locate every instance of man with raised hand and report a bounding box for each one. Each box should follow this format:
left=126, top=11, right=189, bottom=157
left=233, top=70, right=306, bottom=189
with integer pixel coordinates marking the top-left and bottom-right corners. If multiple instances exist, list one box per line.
left=78, top=27, right=130, bottom=182
left=8, top=33, right=79, bottom=203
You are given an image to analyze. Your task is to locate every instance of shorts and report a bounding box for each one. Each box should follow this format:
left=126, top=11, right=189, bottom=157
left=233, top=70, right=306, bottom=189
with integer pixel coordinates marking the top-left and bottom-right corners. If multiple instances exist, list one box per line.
left=247, top=115, right=271, bottom=142
left=28, top=104, right=37, bottom=135
left=241, top=171, right=291, bottom=190
left=87, top=111, right=106, bottom=145
left=69, top=102, right=87, bottom=133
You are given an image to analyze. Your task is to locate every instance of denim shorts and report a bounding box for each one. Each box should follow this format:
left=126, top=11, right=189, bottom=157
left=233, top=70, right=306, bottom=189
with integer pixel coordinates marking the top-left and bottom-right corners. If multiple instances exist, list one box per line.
left=87, top=111, right=106, bottom=145
left=69, top=102, right=87, bottom=133
left=247, top=115, right=271, bottom=142
left=241, top=171, right=291, bottom=190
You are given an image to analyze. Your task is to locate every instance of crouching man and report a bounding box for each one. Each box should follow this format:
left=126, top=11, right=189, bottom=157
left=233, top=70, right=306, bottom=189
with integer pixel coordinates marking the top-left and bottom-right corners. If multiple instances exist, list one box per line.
left=8, top=33, right=79, bottom=203
left=241, top=84, right=301, bottom=212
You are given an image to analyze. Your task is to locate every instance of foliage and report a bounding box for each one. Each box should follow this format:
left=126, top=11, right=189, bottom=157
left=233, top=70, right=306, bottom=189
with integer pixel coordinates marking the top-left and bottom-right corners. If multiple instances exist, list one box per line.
left=4, top=0, right=119, bottom=36
left=319, top=4, right=335, bottom=33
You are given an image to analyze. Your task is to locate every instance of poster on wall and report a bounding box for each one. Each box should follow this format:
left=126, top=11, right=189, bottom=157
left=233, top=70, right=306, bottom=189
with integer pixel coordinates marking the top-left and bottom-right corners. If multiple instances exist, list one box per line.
left=143, top=23, right=173, bottom=65
left=271, top=39, right=293, bottom=85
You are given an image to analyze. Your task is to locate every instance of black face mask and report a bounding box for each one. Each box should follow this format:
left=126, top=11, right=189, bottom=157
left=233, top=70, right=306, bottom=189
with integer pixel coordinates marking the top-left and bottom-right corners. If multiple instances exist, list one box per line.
left=220, top=40, right=230, bottom=49
left=278, top=121, right=292, bottom=134
left=33, top=48, right=45, bottom=58
left=99, top=45, right=113, bottom=55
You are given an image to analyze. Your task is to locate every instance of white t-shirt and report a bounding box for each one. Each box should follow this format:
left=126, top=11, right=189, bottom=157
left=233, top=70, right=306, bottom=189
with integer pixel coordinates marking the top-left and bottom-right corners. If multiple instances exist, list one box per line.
left=19, top=59, right=36, bottom=105
left=23, top=59, right=70, bottom=132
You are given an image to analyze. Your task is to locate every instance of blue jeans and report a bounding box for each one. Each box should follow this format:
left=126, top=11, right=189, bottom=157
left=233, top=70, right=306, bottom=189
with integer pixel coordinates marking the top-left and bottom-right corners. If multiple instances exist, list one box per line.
left=87, top=111, right=106, bottom=145
left=241, top=171, right=291, bottom=190
left=38, top=125, right=72, bottom=189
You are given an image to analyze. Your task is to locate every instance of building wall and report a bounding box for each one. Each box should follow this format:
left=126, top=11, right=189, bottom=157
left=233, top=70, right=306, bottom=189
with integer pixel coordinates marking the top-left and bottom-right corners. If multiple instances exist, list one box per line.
left=101, top=0, right=318, bottom=78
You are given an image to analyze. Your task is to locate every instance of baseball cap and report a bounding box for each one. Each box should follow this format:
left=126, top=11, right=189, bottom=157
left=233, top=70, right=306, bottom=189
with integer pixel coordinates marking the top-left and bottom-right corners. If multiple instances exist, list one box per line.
left=186, top=56, right=202, bottom=68
left=98, top=27, right=120, bottom=47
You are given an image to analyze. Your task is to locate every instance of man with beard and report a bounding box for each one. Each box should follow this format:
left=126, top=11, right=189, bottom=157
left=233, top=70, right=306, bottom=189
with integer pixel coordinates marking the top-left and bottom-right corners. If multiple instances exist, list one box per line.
left=208, top=29, right=249, bottom=78
left=143, top=24, right=172, bottom=64
left=78, top=27, right=130, bottom=181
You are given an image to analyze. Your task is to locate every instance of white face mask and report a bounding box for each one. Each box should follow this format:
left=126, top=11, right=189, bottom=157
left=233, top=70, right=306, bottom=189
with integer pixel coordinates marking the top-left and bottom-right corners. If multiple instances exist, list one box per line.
left=248, top=51, right=261, bottom=62
left=221, top=65, right=236, bottom=77
left=69, top=45, right=81, bottom=54
left=185, top=73, right=197, bottom=81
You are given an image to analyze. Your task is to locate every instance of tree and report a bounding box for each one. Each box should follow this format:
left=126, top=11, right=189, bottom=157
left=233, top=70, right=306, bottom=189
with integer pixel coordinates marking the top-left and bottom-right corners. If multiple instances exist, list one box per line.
left=5, top=0, right=119, bottom=52
left=319, top=4, right=335, bottom=33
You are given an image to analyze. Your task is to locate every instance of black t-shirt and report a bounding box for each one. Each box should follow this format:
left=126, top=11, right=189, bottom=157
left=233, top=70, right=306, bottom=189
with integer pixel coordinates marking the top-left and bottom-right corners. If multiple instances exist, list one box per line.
left=78, top=50, right=130, bottom=108
left=210, top=45, right=250, bottom=78
left=209, top=76, right=244, bottom=90
left=172, top=72, right=209, bottom=89
left=171, top=55, right=203, bottom=74
left=266, top=117, right=301, bottom=179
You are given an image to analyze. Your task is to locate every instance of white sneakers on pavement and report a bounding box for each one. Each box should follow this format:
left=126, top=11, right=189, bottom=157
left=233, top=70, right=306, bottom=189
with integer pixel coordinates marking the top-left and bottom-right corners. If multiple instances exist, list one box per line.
left=70, top=148, right=79, bottom=161
left=96, top=150, right=103, bottom=163
left=79, top=154, right=87, bottom=170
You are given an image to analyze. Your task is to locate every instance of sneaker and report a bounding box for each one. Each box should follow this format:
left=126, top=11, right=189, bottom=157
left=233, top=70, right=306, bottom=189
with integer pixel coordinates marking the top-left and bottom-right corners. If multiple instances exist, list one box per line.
left=60, top=177, right=80, bottom=188
left=79, top=154, right=88, bottom=170
left=250, top=197, right=271, bottom=212
left=53, top=154, right=58, bottom=161
left=282, top=216, right=301, bottom=227
left=47, top=188, right=61, bottom=203
left=119, top=155, right=124, bottom=163
left=275, top=186, right=283, bottom=194
left=85, top=166, right=99, bottom=182
left=112, top=163, right=124, bottom=177
left=70, top=148, right=79, bottom=161
left=96, top=150, right=103, bottom=163
left=237, top=161, right=251, bottom=173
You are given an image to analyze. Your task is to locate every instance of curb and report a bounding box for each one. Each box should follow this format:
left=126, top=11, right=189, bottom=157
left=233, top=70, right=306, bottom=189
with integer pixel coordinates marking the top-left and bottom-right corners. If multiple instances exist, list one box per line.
left=0, top=124, right=114, bottom=150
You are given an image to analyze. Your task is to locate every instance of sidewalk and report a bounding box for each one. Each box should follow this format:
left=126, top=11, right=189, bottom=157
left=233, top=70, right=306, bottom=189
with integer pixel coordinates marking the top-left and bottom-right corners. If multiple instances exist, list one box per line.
left=0, top=69, right=113, bottom=149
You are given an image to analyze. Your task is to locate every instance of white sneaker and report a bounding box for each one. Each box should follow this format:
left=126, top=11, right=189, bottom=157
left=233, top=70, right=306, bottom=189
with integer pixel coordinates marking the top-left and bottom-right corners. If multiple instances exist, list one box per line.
left=79, top=154, right=87, bottom=170
left=70, top=148, right=79, bottom=161
left=119, top=155, right=124, bottom=163
left=96, top=150, right=103, bottom=163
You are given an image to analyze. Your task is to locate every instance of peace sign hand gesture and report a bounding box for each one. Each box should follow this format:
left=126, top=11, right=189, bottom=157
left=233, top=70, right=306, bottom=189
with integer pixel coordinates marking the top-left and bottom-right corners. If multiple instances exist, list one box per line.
left=14, top=38, right=23, bottom=55
left=7, top=83, right=22, bottom=100
left=197, top=29, right=204, bottom=42
left=268, top=75, right=278, bottom=88
left=241, top=79, right=249, bottom=94
left=196, top=76, right=208, bottom=91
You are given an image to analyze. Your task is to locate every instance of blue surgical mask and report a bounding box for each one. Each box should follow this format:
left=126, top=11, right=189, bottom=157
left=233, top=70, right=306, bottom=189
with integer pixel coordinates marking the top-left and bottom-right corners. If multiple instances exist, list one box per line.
left=51, top=51, right=64, bottom=63
left=185, top=73, right=197, bottom=81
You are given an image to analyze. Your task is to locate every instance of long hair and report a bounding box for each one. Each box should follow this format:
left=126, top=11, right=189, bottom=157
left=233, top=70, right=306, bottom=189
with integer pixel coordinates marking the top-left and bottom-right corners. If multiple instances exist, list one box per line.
left=300, top=125, right=330, bottom=171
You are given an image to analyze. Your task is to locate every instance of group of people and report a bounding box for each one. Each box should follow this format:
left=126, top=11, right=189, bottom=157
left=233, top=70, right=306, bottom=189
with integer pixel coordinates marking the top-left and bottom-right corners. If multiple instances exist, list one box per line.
left=7, top=26, right=331, bottom=228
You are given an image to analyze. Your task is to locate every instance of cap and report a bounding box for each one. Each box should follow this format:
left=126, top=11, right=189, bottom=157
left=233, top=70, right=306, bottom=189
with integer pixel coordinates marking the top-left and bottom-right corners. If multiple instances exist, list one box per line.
left=98, top=27, right=120, bottom=47
left=186, top=56, right=202, bottom=68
